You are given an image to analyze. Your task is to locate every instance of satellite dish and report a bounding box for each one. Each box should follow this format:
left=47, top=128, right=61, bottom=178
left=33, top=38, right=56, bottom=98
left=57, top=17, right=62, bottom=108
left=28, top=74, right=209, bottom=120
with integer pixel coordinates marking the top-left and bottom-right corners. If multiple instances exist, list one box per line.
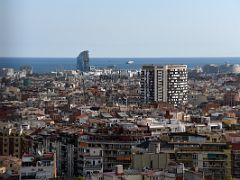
left=37, top=150, right=42, bottom=156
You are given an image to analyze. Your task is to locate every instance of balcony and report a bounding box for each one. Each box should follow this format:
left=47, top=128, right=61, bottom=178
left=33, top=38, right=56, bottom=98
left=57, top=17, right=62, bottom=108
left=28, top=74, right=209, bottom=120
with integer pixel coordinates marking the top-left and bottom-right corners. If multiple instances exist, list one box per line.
left=233, top=162, right=240, bottom=167
left=79, top=152, right=102, bottom=157
left=84, top=164, right=102, bottom=170
left=205, top=154, right=226, bottom=161
left=116, top=155, right=131, bottom=161
left=203, top=165, right=225, bottom=169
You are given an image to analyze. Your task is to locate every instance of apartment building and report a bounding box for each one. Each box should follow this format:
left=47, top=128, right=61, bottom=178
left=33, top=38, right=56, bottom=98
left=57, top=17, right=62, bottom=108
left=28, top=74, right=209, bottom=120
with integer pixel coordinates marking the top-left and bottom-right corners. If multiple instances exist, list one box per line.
left=165, top=133, right=231, bottom=179
left=0, top=127, right=30, bottom=158
left=78, top=146, right=103, bottom=176
left=231, top=143, right=240, bottom=178
left=31, top=128, right=82, bottom=177
left=141, top=64, right=188, bottom=106
left=78, top=125, right=151, bottom=175
left=20, top=152, right=56, bottom=179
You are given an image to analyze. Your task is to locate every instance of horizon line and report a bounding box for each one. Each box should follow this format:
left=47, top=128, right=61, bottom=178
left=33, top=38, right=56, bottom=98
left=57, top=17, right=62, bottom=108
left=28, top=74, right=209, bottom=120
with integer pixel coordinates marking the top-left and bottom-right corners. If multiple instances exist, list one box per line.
left=0, top=56, right=240, bottom=59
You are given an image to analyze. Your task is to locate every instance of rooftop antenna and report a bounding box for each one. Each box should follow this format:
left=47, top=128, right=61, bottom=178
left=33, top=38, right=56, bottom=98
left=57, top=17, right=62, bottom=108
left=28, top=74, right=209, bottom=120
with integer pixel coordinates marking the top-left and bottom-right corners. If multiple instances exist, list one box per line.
left=55, top=68, right=58, bottom=78
left=30, top=65, right=33, bottom=74
left=82, top=78, right=86, bottom=103
left=37, top=150, right=43, bottom=156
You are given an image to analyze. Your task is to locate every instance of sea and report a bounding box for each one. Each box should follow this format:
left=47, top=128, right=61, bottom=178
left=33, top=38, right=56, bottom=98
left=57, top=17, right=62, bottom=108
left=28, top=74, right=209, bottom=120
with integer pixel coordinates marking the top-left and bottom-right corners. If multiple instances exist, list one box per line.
left=0, top=57, right=240, bottom=73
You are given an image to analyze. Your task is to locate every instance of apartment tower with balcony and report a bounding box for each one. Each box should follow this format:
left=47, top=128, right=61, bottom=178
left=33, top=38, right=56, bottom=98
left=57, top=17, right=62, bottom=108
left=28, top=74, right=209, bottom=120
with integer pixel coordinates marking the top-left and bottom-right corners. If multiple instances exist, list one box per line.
left=141, top=64, right=188, bottom=106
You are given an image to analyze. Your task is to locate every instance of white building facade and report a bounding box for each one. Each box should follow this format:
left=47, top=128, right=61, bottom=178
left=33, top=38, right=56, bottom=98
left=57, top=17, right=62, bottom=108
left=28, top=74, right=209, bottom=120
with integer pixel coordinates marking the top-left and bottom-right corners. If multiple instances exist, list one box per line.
left=141, top=64, right=188, bottom=106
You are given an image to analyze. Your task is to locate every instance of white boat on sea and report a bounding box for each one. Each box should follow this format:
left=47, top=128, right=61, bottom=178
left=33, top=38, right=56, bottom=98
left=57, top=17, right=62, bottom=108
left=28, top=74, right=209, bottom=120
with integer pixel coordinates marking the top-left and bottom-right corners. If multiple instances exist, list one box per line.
left=126, top=60, right=134, bottom=64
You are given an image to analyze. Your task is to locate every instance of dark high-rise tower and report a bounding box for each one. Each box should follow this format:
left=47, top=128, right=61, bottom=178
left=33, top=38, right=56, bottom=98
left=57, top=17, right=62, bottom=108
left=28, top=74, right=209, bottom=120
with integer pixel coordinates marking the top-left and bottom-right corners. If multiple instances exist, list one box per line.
left=77, top=51, right=90, bottom=72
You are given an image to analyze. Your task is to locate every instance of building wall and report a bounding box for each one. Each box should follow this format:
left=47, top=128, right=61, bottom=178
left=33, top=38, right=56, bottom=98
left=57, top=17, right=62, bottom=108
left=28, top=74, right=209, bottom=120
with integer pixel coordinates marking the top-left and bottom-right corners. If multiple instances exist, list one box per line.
left=0, top=156, right=21, bottom=176
left=78, top=145, right=103, bottom=176
left=132, top=153, right=169, bottom=170
left=231, top=144, right=240, bottom=178
left=184, top=170, right=204, bottom=180
left=78, top=138, right=136, bottom=173
left=0, top=129, right=27, bottom=158
left=171, top=146, right=232, bottom=180
left=20, top=153, right=56, bottom=180
left=55, top=138, right=76, bottom=177
left=104, top=174, right=142, bottom=180
left=188, top=93, right=208, bottom=107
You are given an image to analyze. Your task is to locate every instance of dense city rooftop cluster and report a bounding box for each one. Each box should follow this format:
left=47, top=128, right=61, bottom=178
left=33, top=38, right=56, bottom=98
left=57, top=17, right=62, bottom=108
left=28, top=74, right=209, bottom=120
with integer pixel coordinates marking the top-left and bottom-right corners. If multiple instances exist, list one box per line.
left=0, top=60, right=240, bottom=180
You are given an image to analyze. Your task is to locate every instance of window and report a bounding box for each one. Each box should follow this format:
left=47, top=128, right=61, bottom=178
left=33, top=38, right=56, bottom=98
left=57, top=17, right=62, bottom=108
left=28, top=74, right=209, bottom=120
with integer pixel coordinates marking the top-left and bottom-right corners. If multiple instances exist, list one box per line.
left=150, top=160, right=153, bottom=168
left=192, top=154, right=198, bottom=159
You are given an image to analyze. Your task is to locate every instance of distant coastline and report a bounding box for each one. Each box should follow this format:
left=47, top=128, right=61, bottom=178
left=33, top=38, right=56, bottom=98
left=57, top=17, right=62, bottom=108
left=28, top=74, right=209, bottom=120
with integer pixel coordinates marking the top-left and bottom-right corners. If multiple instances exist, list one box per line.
left=0, top=57, right=240, bottom=73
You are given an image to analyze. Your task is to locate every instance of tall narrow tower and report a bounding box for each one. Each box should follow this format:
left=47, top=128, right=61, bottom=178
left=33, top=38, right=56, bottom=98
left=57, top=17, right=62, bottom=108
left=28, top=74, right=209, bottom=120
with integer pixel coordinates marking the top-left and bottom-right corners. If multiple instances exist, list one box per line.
left=77, top=51, right=90, bottom=72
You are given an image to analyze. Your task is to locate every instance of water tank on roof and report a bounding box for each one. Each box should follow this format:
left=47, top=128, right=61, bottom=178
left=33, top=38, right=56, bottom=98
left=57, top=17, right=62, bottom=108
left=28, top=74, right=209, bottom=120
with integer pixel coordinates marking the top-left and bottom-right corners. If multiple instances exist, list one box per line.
left=115, top=165, right=123, bottom=175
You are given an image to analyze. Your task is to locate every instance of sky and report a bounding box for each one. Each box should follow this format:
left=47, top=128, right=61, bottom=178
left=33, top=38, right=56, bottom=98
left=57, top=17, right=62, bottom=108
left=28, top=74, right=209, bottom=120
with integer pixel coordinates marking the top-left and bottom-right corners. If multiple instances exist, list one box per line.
left=0, top=0, right=240, bottom=58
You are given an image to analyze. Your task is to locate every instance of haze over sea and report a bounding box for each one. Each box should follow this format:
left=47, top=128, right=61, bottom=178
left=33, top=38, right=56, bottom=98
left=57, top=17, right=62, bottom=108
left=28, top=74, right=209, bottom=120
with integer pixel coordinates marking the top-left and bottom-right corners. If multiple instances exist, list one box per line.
left=0, top=57, right=240, bottom=73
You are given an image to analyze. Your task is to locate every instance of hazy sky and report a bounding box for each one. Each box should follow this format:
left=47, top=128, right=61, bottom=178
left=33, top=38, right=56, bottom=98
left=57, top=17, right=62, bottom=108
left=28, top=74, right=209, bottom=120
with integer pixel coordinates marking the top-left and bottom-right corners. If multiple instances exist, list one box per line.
left=0, top=0, right=240, bottom=57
